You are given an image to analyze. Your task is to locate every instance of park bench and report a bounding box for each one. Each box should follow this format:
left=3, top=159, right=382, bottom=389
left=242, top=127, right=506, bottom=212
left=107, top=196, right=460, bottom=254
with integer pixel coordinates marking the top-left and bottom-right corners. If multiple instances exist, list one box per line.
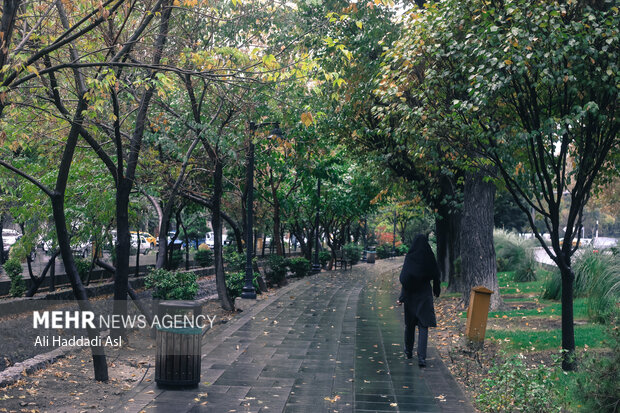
left=334, top=250, right=351, bottom=270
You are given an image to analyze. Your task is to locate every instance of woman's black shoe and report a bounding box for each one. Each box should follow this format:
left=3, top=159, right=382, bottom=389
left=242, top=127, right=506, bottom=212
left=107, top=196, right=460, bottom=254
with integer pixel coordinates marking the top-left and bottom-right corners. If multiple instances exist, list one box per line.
left=405, top=352, right=413, bottom=359
left=418, top=359, right=426, bottom=367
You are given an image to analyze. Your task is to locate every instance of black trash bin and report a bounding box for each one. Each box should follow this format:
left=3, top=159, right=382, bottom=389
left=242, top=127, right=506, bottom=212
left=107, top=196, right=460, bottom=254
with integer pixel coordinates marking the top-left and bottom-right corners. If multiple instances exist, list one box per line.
left=155, top=300, right=202, bottom=386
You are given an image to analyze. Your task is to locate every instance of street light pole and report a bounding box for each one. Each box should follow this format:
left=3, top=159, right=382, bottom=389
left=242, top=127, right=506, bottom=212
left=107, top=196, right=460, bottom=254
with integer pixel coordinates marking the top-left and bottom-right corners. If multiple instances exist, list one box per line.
left=242, top=121, right=283, bottom=299
left=242, top=122, right=257, bottom=299
left=311, top=177, right=321, bottom=274
left=392, top=210, right=396, bottom=258
left=362, top=216, right=367, bottom=262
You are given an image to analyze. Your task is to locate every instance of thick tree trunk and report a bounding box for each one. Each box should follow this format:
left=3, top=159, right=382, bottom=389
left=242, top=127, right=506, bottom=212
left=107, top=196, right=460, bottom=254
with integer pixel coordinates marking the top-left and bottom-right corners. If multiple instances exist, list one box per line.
left=459, top=170, right=500, bottom=310
left=212, top=159, right=233, bottom=310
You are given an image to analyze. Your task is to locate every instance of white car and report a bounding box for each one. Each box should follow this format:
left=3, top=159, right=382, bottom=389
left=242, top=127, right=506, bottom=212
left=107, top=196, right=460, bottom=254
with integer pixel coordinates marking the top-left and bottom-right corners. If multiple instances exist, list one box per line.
left=131, top=234, right=151, bottom=254
left=2, top=229, right=21, bottom=252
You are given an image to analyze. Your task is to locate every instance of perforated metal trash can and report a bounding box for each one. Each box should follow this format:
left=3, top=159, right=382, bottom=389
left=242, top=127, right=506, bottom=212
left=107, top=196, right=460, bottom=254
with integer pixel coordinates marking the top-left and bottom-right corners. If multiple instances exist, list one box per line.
left=155, top=301, right=202, bottom=386
left=366, top=247, right=376, bottom=264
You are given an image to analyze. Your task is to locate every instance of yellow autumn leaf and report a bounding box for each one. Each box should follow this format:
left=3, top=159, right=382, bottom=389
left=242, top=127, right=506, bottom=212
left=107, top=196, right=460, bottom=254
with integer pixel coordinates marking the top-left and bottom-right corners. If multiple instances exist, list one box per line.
left=504, top=59, right=513, bottom=65
left=300, top=112, right=314, bottom=127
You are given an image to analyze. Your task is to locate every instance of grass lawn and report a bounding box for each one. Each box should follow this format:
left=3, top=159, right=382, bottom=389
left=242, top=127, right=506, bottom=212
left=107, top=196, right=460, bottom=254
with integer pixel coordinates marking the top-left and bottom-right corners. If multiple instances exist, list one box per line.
left=487, top=323, right=609, bottom=351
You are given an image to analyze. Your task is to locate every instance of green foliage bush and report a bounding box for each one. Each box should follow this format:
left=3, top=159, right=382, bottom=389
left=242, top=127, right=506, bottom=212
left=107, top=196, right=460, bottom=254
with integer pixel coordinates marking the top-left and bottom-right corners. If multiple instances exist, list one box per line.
left=265, top=254, right=287, bottom=285
left=3, top=258, right=25, bottom=297
left=74, top=258, right=91, bottom=282
left=318, top=250, right=331, bottom=268
left=287, top=257, right=310, bottom=278
left=226, top=271, right=260, bottom=299
left=224, top=251, right=245, bottom=272
left=476, top=354, right=562, bottom=413
left=343, top=243, right=363, bottom=265
left=396, top=244, right=409, bottom=256
left=376, top=244, right=392, bottom=259
left=194, top=249, right=214, bottom=267
left=144, top=268, right=198, bottom=300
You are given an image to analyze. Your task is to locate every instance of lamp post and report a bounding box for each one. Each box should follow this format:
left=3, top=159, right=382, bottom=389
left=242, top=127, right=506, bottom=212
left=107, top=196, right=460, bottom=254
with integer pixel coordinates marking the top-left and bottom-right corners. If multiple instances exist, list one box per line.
left=242, top=121, right=283, bottom=299
left=392, top=210, right=396, bottom=258
left=311, top=177, right=321, bottom=274
left=361, top=216, right=367, bottom=262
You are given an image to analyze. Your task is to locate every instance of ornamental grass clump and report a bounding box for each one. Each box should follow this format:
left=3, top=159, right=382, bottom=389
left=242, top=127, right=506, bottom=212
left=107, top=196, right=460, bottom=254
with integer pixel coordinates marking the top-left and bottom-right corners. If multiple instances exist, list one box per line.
left=494, top=229, right=538, bottom=281
left=541, top=250, right=619, bottom=324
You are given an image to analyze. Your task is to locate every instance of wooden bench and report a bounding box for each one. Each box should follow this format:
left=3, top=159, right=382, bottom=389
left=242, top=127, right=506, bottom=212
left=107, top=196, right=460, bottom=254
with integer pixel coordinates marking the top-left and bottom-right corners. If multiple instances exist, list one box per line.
left=334, top=250, right=350, bottom=270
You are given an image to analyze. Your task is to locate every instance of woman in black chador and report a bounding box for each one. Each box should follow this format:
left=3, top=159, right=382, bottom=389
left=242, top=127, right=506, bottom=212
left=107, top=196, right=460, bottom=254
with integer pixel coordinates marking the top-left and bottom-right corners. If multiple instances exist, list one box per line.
left=397, top=234, right=441, bottom=367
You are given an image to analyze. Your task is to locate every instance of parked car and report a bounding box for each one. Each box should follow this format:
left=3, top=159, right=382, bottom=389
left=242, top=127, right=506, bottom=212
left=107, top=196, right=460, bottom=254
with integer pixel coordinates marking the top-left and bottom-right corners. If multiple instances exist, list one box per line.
left=167, top=231, right=184, bottom=248
left=131, top=233, right=151, bottom=254
left=131, top=231, right=157, bottom=248
left=71, top=240, right=91, bottom=258
left=2, top=229, right=21, bottom=255
left=205, top=231, right=228, bottom=248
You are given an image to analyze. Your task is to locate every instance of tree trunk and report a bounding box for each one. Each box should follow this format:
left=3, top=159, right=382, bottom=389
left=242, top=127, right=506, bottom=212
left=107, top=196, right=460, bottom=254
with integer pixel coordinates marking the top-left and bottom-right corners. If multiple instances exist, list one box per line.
left=560, top=266, right=576, bottom=370
left=113, top=180, right=131, bottom=340
left=459, top=169, right=500, bottom=310
left=273, top=195, right=283, bottom=256
left=156, top=205, right=173, bottom=269
left=212, top=159, right=233, bottom=310
left=0, top=214, right=5, bottom=265
left=52, top=194, right=108, bottom=381
left=436, top=207, right=461, bottom=291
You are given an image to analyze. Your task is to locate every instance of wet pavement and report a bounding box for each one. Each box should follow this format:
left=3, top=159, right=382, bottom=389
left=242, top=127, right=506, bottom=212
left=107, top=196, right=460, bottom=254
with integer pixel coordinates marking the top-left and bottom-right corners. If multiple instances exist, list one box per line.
left=111, top=258, right=474, bottom=412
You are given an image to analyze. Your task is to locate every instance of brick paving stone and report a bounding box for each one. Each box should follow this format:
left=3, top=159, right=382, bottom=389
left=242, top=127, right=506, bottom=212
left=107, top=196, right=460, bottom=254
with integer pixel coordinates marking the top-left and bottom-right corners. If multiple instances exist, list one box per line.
left=110, top=259, right=474, bottom=412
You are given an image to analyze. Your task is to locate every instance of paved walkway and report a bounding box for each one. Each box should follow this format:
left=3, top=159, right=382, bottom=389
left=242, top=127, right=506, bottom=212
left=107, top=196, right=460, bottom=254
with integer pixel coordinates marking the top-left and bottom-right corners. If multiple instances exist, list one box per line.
left=112, top=259, right=474, bottom=412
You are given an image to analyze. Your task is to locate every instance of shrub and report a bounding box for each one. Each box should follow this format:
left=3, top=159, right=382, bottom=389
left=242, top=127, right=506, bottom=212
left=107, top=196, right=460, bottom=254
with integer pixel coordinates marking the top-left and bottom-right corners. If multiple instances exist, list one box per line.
left=343, top=243, right=363, bottom=265
left=226, top=271, right=260, bottom=299
left=265, top=254, right=287, bottom=285
left=318, top=250, right=331, bottom=268
left=3, top=258, right=25, bottom=297
left=396, top=244, right=409, bottom=256
left=476, top=354, right=562, bottom=413
left=287, top=257, right=310, bottom=278
left=168, top=250, right=183, bottom=270
left=572, top=318, right=620, bottom=413
left=144, top=268, right=198, bottom=300
left=194, top=249, right=214, bottom=267
left=224, top=251, right=245, bottom=272
left=74, top=258, right=91, bottom=282
left=376, top=244, right=393, bottom=259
